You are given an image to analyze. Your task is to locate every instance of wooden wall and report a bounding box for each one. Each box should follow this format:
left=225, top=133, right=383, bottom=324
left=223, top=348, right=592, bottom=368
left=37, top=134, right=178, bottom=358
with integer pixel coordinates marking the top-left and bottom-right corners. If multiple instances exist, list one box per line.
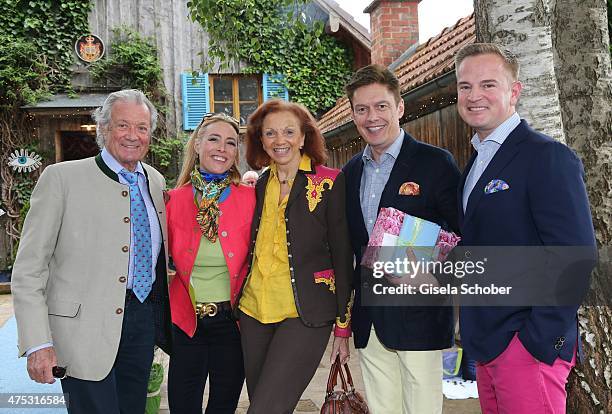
left=88, top=0, right=244, bottom=133
left=326, top=104, right=474, bottom=170
left=403, top=104, right=474, bottom=169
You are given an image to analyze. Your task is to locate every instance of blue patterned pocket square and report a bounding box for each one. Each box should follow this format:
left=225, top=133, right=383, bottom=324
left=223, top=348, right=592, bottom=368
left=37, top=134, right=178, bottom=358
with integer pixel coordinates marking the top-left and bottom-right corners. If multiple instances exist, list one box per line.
left=484, top=179, right=510, bottom=194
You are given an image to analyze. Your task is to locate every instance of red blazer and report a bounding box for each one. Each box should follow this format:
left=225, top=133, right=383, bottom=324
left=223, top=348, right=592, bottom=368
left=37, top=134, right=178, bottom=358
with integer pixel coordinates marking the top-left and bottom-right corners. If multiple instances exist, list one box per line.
left=166, top=183, right=255, bottom=337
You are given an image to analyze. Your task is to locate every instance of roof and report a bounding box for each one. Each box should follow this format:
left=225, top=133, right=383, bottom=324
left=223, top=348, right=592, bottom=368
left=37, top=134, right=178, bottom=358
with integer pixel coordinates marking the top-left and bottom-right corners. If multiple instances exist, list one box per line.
left=318, top=13, right=475, bottom=135
left=22, top=93, right=109, bottom=110
left=313, top=0, right=371, bottom=49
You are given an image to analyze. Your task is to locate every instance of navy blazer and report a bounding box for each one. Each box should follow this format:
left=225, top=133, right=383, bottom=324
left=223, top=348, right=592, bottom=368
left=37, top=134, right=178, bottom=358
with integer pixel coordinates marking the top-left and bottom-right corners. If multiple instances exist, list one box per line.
left=458, top=120, right=596, bottom=365
left=343, top=132, right=460, bottom=350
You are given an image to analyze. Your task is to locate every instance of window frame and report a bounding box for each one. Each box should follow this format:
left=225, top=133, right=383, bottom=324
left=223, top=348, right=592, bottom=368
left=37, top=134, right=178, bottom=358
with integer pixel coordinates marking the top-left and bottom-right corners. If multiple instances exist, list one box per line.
left=209, top=75, right=262, bottom=126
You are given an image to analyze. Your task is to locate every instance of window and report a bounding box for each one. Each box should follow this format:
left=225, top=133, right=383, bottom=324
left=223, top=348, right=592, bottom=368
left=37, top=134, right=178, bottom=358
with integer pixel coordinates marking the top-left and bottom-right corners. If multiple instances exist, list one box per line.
left=210, top=75, right=261, bottom=126
left=181, top=72, right=289, bottom=131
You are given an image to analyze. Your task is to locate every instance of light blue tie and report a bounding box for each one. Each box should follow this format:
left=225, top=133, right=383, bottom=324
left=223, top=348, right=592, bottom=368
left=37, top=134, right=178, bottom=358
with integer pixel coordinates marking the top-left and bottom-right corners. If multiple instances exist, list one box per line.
left=119, top=169, right=152, bottom=302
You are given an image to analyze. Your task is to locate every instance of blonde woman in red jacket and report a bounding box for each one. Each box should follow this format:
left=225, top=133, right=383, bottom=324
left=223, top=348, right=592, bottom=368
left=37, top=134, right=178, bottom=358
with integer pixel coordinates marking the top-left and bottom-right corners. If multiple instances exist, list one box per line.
left=166, top=113, right=255, bottom=414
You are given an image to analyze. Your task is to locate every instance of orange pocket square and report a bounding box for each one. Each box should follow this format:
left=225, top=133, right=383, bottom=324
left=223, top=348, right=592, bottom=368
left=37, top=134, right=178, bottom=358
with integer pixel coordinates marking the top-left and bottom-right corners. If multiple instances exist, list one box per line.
left=399, top=181, right=420, bottom=196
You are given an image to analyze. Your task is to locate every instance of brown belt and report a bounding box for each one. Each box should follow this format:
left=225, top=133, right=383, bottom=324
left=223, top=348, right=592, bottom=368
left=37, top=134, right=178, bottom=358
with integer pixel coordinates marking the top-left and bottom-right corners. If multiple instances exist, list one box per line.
left=195, top=301, right=232, bottom=318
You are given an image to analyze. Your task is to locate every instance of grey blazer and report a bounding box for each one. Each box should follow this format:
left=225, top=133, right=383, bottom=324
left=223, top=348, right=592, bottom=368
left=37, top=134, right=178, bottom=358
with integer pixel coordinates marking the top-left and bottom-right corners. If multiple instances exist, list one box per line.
left=12, top=155, right=172, bottom=380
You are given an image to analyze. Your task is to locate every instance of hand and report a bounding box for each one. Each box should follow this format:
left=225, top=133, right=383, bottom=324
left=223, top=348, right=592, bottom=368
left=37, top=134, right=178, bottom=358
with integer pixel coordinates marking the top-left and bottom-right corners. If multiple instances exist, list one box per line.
left=27, top=347, right=57, bottom=384
left=330, top=336, right=350, bottom=365
left=385, top=247, right=438, bottom=287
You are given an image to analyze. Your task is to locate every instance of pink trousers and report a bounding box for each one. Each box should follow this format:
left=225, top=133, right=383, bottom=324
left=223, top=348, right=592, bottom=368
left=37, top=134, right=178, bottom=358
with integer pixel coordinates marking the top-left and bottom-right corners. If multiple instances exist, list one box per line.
left=476, top=334, right=575, bottom=414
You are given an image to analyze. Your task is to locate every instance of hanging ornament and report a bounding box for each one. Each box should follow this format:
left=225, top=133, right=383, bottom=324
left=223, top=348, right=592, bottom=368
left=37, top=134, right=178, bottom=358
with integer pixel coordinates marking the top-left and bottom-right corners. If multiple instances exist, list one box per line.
left=8, top=149, right=43, bottom=173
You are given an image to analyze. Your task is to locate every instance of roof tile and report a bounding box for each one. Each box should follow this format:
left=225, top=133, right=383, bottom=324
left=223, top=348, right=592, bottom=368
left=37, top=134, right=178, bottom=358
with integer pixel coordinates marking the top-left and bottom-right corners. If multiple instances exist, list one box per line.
left=319, top=14, right=475, bottom=134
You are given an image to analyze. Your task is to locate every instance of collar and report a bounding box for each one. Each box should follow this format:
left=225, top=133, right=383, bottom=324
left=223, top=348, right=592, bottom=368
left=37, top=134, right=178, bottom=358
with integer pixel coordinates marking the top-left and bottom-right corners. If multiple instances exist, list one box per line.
left=270, top=153, right=313, bottom=179
left=471, top=112, right=521, bottom=151
left=101, top=148, right=145, bottom=175
left=362, top=129, right=404, bottom=163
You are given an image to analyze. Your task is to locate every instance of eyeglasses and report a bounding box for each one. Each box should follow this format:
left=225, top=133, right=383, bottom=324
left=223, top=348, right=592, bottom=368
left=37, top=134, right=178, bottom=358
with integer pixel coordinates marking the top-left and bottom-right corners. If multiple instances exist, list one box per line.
left=262, top=127, right=298, bottom=139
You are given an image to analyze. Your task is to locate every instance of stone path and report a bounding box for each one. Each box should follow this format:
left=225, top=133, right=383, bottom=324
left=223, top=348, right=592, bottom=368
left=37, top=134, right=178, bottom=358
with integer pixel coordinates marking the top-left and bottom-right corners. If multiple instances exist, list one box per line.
left=0, top=293, right=480, bottom=413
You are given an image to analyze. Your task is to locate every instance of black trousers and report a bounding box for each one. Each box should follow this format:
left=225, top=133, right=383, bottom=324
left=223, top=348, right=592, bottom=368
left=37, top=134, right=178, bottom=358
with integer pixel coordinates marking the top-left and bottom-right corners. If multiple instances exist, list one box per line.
left=239, top=311, right=332, bottom=414
left=168, top=310, right=244, bottom=414
left=61, top=290, right=155, bottom=414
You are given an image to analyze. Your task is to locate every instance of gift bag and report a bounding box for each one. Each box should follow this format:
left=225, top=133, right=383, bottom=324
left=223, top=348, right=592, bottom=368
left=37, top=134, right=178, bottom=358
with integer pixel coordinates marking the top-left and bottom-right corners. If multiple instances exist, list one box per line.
left=443, top=347, right=463, bottom=379
left=145, top=349, right=165, bottom=414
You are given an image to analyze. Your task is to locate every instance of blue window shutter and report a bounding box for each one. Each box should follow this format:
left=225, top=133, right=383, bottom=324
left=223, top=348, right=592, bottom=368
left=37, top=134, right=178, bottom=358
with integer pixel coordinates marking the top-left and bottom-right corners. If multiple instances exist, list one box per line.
left=262, top=73, right=289, bottom=102
left=181, top=72, right=210, bottom=130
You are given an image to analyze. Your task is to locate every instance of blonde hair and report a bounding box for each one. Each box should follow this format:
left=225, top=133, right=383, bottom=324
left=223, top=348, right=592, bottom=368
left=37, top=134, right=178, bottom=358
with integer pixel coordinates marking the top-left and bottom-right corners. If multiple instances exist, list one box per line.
left=455, top=43, right=520, bottom=81
left=175, top=114, right=242, bottom=188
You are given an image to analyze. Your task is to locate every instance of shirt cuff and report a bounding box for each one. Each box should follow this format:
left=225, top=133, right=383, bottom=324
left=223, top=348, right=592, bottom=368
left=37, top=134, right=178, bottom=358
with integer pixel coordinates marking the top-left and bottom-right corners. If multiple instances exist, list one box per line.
left=25, top=343, right=53, bottom=357
left=334, top=324, right=351, bottom=337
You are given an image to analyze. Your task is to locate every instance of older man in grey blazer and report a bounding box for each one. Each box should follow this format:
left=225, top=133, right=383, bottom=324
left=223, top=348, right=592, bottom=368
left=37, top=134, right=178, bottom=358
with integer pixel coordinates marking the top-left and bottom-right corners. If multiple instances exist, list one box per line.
left=11, top=89, right=172, bottom=414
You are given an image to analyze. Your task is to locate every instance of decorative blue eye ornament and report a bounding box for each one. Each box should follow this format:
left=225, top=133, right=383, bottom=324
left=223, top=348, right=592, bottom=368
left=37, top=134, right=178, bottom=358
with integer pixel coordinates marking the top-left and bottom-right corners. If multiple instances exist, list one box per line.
left=8, top=149, right=43, bottom=173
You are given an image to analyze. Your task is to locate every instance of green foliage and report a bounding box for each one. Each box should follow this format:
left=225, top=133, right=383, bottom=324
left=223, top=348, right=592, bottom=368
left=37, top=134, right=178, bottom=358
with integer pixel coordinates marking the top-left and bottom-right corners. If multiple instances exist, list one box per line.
left=0, top=0, right=92, bottom=91
left=187, top=0, right=353, bottom=114
left=0, top=34, right=50, bottom=108
left=90, top=27, right=182, bottom=182
left=0, top=1, right=90, bottom=269
left=90, top=27, right=164, bottom=97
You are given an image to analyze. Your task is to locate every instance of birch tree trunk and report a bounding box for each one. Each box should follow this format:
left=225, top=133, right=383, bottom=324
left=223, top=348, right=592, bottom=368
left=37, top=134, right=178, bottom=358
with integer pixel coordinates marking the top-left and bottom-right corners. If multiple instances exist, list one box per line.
left=474, top=0, right=612, bottom=412
left=474, top=0, right=565, bottom=142
left=552, top=1, right=612, bottom=411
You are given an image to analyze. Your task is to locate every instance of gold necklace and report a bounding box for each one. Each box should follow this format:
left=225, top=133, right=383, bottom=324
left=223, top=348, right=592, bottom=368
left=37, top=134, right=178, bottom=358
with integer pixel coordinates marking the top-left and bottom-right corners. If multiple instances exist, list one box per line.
left=278, top=176, right=295, bottom=185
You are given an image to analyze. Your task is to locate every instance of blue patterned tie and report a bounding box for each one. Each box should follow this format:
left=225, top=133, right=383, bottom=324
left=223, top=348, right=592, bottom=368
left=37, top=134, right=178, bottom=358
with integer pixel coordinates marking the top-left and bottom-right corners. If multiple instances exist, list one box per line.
left=119, top=169, right=152, bottom=302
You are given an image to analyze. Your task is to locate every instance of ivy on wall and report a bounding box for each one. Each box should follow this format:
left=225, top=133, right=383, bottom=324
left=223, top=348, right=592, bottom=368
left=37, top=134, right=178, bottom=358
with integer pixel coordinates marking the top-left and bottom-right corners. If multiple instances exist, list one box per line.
left=90, top=27, right=185, bottom=185
left=187, top=0, right=354, bottom=114
left=0, top=0, right=92, bottom=90
left=0, top=1, right=91, bottom=269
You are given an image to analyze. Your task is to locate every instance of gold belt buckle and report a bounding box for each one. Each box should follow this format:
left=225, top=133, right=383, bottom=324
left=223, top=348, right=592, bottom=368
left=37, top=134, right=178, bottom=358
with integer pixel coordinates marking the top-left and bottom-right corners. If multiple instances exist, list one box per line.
left=196, top=302, right=218, bottom=318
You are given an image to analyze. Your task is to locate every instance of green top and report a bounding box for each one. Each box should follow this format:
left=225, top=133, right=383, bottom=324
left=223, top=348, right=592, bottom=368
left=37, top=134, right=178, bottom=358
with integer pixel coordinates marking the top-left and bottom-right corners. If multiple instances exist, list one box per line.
left=192, top=237, right=230, bottom=302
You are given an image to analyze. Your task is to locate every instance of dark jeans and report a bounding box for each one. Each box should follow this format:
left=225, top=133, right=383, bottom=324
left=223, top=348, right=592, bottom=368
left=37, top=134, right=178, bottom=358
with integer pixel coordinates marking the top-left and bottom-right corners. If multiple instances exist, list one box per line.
left=239, top=311, right=332, bottom=414
left=61, top=290, right=155, bottom=414
left=168, top=310, right=244, bottom=414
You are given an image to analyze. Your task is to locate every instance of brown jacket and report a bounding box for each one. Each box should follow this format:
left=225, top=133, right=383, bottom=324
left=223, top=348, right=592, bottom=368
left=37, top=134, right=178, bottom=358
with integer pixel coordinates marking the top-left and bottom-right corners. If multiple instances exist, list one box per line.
left=237, top=160, right=353, bottom=333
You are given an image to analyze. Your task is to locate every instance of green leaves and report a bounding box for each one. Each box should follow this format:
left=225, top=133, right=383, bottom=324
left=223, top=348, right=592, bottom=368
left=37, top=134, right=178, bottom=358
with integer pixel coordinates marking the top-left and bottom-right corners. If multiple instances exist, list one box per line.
left=0, top=0, right=92, bottom=92
left=0, top=33, right=50, bottom=108
left=89, top=27, right=164, bottom=95
left=187, top=0, right=353, bottom=114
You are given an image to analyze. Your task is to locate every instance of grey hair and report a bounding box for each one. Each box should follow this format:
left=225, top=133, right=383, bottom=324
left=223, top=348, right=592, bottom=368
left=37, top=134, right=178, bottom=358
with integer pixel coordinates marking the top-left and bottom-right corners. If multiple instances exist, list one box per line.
left=92, top=89, right=158, bottom=149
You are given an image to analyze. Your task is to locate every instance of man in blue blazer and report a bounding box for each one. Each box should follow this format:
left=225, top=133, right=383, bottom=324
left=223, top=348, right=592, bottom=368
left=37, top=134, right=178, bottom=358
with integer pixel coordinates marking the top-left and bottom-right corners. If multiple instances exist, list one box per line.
left=455, top=43, right=596, bottom=413
left=342, top=64, right=460, bottom=413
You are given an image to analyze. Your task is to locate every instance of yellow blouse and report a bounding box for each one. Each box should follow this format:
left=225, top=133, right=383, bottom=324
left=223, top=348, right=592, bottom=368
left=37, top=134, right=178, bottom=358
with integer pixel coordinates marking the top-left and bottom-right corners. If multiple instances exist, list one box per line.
left=239, top=158, right=312, bottom=323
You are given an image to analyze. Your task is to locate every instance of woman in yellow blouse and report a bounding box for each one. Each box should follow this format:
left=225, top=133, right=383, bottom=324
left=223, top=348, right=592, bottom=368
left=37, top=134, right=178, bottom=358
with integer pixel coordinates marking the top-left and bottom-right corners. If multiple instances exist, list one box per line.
left=237, top=99, right=353, bottom=413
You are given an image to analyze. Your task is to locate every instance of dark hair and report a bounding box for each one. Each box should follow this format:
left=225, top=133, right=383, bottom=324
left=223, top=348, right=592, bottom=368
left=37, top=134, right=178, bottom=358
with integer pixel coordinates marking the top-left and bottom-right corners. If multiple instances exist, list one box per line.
left=345, top=64, right=401, bottom=107
left=455, top=43, right=520, bottom=80
left=245, top=99, right=328, bottom=169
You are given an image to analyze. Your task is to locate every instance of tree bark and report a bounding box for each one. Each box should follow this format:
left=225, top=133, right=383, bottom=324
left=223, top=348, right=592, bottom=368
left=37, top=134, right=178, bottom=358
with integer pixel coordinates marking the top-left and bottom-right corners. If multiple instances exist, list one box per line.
left=474, top=0, right=612, bottom=412
left=553, top=1, right=612, bottom=412
left=474, top=0, right=566, bottom=142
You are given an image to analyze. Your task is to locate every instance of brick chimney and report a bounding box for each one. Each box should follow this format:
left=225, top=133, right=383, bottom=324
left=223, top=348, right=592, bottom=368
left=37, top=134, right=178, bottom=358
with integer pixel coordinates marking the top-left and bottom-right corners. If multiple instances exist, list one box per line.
left=364, top=0, right=421, bottom=67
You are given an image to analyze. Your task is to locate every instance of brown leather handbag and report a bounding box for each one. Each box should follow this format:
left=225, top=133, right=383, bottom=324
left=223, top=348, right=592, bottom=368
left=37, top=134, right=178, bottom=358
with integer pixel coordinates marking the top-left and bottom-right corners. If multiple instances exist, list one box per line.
left=320, top=356, right=370, bottom=414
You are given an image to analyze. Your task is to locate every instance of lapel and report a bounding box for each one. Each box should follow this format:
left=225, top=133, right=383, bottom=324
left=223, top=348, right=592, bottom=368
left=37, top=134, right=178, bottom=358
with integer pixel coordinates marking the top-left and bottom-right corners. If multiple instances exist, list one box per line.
left=378, top=132, right=420, bottom=210
left=462, top=121, right=528, bottom=227
left=141, top=164, right=164, bottom=217
left=286, top=158, right=315, bottom=209
left=458, top=151, right=477, bottom=226
left=255, top=169, right=269, bottom=218
left=96, top=153, right=165, bottom=236
left=95, top=153, right=119, bottom=182
left=346, top=152, right=368, bottom=245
